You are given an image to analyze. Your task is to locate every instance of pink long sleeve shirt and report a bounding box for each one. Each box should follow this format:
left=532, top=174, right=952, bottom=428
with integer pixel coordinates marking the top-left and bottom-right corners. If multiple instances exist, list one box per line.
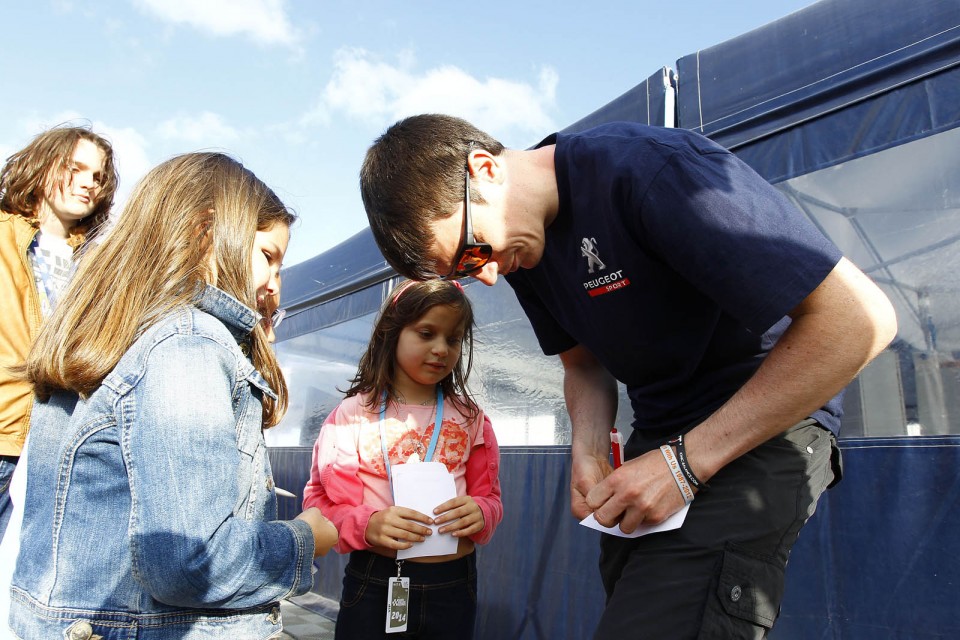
left=303, top=393, right=503, bottom=554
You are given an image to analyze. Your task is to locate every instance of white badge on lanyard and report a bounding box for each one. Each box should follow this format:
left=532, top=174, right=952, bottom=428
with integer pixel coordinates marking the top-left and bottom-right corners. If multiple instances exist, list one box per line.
left=386, top=560, right=410, bottom=633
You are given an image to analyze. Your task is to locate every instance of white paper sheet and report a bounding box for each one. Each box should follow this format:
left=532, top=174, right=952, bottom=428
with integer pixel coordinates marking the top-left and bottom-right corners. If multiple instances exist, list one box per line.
left=580, top=503, right=690, bottom=538
left=391, top=461, right=459, bottom=560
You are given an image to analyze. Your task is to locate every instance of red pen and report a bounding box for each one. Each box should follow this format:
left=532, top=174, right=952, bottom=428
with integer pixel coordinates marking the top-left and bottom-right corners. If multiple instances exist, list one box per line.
left=610, top=428, right=624, bottom=469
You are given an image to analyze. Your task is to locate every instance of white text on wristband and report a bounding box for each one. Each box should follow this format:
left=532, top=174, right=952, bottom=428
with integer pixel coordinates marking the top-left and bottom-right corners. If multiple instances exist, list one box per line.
left=659, top=444, right=695, bottom=504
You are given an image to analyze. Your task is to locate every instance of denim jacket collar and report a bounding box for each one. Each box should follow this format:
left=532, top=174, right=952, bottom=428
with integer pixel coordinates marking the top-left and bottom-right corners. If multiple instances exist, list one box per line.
left=194, top=284, right=259, bottom=342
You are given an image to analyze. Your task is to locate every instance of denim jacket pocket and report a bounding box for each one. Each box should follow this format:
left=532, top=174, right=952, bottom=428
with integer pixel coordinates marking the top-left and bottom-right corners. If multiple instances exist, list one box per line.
left=235, top=365, right=276, bottom=520
left=235, top=365, right=274, bottom=454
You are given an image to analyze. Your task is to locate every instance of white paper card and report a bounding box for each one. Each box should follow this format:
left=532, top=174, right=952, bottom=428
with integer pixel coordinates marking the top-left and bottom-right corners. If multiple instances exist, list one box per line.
left=392, top=461, right=459, bottom=560
left=579, top=503, right=690, bottom=538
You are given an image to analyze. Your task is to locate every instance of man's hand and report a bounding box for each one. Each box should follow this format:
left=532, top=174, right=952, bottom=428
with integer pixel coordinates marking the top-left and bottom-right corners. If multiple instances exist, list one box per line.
left=570, top=452, right=613, bottom=520
left=560, top=345, right=620, bottom=521
left=584, top=448, right=688, bottom=533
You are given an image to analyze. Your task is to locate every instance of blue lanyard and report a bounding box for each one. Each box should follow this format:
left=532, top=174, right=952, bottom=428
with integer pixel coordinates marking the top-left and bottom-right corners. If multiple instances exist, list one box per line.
left=379, top=386, right=444, bottom=483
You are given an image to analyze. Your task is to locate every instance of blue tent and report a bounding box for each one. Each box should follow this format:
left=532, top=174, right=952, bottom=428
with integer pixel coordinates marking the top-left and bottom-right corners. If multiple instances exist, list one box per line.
left=270, top=0, right=960, bottom=636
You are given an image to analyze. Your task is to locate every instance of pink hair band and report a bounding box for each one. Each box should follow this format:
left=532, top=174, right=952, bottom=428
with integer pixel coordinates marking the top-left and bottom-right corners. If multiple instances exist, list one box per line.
left=391, top=279, right=464, bottom=306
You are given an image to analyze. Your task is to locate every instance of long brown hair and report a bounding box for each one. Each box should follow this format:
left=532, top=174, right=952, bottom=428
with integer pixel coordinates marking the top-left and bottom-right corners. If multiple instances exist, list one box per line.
left=0, top=124, right=119, bottom=248
left=345, top=279, right=479, bottom=420
left=25, top=152, right=295, bottom=427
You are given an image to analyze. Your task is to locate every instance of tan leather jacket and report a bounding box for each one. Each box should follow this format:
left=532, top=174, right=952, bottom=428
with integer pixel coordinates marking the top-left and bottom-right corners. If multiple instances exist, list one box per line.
left=0, top=211, right=42, bottom=456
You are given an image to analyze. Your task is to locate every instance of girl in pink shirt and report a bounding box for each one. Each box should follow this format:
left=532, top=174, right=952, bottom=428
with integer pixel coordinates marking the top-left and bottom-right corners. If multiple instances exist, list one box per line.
left=303, top=279, right=502, bottom=639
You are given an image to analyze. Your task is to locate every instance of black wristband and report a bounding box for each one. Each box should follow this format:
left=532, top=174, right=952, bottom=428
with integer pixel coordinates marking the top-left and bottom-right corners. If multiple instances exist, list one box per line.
left=669, top=434, right=709, bottom=493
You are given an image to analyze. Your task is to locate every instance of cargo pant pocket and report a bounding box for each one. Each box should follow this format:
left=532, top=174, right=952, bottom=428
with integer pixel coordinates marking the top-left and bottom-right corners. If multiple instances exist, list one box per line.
left=697, top=544, right=785, bottom=640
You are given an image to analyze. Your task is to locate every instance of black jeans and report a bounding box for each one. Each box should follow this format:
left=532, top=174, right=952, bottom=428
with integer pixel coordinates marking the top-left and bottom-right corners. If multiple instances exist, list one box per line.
left=595, top=419, right=839, bottom=640
left=335, top=550, right=478, bottom=640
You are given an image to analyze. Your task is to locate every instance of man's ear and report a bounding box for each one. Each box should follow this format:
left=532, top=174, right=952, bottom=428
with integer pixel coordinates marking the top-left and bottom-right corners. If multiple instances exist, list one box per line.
left=466, top=149, right=505, bottom=184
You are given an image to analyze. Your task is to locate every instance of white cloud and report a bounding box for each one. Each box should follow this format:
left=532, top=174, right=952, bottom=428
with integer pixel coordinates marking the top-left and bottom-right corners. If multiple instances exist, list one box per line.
left=309, top=48, right=559, bottom=145
left=134, top=0, right=298, bottom=47
left=83, top=123, right=152, bottom=235
left=97, top=125, right=152, bottom=201
left=156, top=112, right=240, bottom=145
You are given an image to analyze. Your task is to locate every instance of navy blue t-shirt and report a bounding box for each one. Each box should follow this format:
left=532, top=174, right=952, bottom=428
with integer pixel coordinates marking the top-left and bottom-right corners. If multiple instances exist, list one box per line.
left=505, top=123, right=844, bottom=433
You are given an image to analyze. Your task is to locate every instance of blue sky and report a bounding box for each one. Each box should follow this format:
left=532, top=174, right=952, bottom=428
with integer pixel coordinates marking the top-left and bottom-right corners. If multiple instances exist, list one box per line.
left=1, top=0, right=815, bottom=267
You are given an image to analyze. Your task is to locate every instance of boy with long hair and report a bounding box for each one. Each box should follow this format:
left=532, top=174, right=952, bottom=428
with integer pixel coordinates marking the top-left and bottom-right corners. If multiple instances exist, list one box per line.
left=0, top=124, right=118, bottom=536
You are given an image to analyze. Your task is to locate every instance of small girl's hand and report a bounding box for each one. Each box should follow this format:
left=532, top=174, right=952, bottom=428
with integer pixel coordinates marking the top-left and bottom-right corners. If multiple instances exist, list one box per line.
left=365, top=506, right=434, bottom=550
left=433, top=496, right=485, bottom=538
left=296, top=507, right=339, bottom=557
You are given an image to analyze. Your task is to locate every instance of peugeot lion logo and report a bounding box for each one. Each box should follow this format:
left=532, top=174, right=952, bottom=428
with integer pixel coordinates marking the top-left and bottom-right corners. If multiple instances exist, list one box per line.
left=581, top=237, right=606, bottom=274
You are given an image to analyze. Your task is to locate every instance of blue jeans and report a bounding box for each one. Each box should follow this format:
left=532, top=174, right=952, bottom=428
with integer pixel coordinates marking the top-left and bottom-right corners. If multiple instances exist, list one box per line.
left=0, top=455, right=17, bottom=539
left=335, top=550, right=477, bottom=640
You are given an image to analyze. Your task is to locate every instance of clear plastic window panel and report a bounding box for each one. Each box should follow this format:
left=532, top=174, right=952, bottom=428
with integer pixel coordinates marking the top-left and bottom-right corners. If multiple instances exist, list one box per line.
left=778, top=126, right=960, bottom=437
left=267, top=315, right=375, bottom=447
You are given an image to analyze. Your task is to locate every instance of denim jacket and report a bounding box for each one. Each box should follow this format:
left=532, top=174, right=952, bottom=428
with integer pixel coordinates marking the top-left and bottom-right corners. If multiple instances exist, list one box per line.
left=9, top=286, right=315, bottom=640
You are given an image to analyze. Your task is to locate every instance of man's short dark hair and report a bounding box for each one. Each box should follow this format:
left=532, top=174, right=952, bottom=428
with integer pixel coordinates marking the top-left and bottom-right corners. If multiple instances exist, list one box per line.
left=359, top=114, right=504, bottom=280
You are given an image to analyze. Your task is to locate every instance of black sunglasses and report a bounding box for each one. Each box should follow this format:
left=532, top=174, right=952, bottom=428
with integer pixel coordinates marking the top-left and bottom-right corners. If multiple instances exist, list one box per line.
left=442, top=166, right=493, bottom=280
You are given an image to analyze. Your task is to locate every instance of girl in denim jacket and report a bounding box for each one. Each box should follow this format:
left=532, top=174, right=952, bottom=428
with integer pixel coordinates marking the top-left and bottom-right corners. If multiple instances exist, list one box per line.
left=304, top=279, right=503, bottom=639
left=9, top=153, right=337, bottom=640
